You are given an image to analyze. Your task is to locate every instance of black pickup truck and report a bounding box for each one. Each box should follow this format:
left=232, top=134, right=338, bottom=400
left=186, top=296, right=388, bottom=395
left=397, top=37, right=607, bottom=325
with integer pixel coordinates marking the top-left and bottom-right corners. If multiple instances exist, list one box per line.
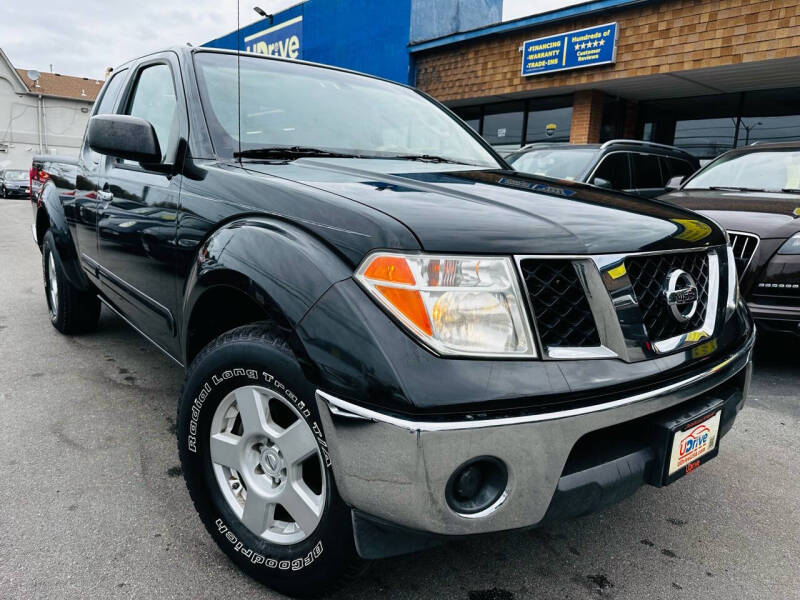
left=31, top=47, right=754, bottom=597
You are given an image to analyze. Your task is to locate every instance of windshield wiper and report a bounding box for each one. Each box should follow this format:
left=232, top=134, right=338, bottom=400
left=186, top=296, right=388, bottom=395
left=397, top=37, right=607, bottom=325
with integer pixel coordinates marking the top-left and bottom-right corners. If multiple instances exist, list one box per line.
left=781, top=188, right=800, bottom=194
left=383, top=153, right=463, bottom=164
left=234, top=146, right=366, bottom=160
left=703, top=186, right=768, bottom=192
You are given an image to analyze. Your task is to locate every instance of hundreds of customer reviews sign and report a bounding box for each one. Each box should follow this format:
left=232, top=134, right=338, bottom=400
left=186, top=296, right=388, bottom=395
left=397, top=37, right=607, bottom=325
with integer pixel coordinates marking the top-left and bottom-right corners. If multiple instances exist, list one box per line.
left=521, top=23, right=617, bottom=76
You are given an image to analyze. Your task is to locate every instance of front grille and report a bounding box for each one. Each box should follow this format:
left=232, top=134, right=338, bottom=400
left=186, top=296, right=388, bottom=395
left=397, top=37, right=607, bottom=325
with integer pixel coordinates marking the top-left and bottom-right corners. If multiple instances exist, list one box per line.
left=520, top=259, right=601, bottom=348
left=625, top=251, right=709, bottom=341
left=753, top=282, right=800, bottom=307
left=728, top=232, right=759, bottom=278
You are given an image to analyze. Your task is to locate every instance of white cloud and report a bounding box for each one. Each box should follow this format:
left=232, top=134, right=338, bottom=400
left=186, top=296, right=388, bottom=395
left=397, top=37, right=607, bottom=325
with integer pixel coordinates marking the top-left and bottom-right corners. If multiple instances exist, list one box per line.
left=0, top=0, right=293, bottom=78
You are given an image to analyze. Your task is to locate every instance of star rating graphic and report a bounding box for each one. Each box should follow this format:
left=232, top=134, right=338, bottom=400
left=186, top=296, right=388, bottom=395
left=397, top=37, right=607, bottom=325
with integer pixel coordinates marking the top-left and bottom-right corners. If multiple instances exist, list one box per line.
left=575, top=39, right=606, bottom=51
left=575, top=41, right=602, bottom=50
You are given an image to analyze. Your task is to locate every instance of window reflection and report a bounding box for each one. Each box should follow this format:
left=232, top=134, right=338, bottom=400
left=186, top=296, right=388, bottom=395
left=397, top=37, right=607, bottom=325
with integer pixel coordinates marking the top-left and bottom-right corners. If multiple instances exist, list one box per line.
left=482, top=102, right=524, bottom=147
left=642, top=87, right=800, bottom=159
left=453, top=95, right=574, bottom=150
left=674, top=118, right=737, bottom=157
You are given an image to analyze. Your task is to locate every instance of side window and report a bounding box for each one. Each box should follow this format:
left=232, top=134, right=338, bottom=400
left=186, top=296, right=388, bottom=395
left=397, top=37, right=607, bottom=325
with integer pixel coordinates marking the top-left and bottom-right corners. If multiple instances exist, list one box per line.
left=591, top=153, right=631, bottom=189
left=125, top=63, right=178, bottom=162
left=631, top=153, right=663, bottom=189
left=665, top=157, right=695, bottom=180
left=93, top=70, right=127, bottom=116
left=85, top=70, right=127, bottom=165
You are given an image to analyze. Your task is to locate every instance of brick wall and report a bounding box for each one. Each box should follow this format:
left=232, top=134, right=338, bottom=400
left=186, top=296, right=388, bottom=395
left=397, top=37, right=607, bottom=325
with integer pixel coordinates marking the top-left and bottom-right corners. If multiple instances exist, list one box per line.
left=415, top=0, right=800, bottom=103
left=570, top=90, right=605, bottom=143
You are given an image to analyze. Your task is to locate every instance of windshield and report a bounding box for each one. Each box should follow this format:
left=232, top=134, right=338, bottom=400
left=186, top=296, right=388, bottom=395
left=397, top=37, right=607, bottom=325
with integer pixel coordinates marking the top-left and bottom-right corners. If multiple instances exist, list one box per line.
left=685, top=150, right=800, bottom=191
left=4, top=170, right=27, bottom=181
left=507, top=148, right=597, bottom=181
left=194, top=52, right=500, bottom=167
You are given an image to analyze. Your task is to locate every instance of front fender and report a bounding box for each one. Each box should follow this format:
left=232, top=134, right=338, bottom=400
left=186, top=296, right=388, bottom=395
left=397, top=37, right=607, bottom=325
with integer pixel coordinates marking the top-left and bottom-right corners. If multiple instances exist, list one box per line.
left=37, top=182, right=92, bottom=292
left=181, top=216, right=354, bottom=357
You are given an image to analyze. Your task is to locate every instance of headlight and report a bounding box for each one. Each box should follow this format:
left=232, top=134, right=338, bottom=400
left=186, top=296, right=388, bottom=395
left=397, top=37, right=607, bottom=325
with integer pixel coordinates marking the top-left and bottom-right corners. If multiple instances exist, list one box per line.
left=777, top=232, right=800, bottom=255
left=355, top=252, right=536, bottom=357
left=725, top=245, right=739, bottom=319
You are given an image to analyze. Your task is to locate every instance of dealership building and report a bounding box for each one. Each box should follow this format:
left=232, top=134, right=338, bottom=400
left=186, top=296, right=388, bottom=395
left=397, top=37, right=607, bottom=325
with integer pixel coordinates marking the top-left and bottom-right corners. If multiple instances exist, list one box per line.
left=205, top=0, right=800, bottom=158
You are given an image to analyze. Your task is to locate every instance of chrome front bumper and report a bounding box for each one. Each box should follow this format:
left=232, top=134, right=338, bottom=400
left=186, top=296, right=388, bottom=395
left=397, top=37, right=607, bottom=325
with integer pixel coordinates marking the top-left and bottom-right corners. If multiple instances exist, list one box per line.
left=315, top=333, right=755, bottom=536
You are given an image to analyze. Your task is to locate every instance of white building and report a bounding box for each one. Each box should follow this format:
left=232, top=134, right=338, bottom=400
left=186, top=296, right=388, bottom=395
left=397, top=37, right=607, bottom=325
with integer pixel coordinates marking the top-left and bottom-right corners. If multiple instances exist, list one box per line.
left=0, top=48, right=101, bottom=171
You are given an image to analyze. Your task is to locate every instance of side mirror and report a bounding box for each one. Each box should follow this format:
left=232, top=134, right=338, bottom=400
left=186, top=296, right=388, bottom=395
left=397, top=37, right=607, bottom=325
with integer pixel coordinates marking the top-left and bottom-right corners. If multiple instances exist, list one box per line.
left=665, top=175, right=686, bottom=191
left=592, top=177, right=614, bottom=189
left=87, top=114, right=162, bottom=164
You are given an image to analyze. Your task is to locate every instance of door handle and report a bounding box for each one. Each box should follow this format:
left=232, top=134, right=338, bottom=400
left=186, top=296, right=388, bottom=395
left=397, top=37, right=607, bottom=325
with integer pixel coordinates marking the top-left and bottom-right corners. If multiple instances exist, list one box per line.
left=97, top=190, right=113, bottom=202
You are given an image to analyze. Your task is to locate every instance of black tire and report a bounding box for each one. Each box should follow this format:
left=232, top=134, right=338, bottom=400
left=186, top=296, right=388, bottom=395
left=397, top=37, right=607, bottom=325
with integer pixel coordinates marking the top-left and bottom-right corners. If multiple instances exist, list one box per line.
left=1, top=187, right=6, bottom=199
left=177, top=323, right=364, bottom=598
left=42, top=230, right=101, bottom=334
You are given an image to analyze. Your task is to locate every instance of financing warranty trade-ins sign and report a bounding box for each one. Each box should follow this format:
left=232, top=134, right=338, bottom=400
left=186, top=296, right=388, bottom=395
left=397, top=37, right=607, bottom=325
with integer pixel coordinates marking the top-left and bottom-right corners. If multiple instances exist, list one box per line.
left=521, top=22, right=617, bottom=76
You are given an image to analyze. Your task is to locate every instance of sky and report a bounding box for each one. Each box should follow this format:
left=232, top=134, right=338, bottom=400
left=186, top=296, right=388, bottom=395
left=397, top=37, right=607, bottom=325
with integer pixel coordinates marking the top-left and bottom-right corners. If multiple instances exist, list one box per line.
left=1, top=0, right=302, bottom=79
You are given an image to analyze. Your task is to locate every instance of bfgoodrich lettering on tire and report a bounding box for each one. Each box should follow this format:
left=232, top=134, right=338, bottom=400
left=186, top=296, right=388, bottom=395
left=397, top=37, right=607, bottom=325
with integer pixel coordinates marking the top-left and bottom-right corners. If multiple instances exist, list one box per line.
left=177, top=322, right=363, bottom=598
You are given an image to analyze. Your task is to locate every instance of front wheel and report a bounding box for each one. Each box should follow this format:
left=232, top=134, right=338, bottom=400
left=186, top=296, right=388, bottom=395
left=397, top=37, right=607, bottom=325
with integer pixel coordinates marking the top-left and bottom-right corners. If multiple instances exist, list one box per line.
left=177, top=323, right=363, bottom=598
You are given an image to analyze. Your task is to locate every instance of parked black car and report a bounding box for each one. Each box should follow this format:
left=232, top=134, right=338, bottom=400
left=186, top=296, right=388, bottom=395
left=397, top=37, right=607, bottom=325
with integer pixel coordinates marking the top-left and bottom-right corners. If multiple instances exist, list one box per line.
left=1, top=168, right=30, bottom=198
left=30, top=47, right=753, bottom=597
left=661, top=141, right=800, bottom=338
left=507, top=139, right=700, bottom=197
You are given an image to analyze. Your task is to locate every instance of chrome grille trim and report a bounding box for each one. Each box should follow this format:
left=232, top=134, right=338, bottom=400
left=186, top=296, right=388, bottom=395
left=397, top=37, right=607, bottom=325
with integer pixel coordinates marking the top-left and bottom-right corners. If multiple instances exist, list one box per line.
left=515, top=247, right=722, bottom=361
left=727, top=231, right=760, bottom=279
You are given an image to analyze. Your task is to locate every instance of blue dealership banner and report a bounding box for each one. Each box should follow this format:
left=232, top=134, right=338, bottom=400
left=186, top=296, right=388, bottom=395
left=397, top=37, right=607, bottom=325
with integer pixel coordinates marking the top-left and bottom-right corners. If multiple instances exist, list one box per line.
left=521, top=22, right=617, bottom=76
left=243, top=16, right=303, bottom=59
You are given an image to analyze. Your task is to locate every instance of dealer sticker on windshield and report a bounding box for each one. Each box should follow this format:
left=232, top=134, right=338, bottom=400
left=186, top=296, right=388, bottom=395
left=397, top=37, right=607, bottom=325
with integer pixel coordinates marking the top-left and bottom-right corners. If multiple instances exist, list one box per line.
left=668, top=410, right=721, bottom=475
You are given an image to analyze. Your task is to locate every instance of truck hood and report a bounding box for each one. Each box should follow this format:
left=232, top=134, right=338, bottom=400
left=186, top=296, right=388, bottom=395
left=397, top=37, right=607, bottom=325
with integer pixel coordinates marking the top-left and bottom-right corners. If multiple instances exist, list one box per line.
left=244, top=159, right=726, bottom=254
left=660, top=189, right=800, bottom=240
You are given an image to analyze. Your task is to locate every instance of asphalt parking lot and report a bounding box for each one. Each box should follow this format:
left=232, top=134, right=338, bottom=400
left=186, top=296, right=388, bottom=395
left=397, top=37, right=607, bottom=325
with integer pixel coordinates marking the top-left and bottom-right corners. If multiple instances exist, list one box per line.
left=0, top=199, right=798, bottom=600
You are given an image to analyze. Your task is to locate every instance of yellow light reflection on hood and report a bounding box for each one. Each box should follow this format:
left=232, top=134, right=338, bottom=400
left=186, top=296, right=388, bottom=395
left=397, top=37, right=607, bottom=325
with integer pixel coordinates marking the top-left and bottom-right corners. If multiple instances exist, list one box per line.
left=671, top=219, right=712, bottom=242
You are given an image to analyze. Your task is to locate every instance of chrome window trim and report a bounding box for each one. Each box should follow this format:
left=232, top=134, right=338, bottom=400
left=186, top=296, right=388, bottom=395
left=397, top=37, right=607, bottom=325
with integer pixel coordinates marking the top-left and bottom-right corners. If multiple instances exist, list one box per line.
left=316, top=331, right=753, bottom=432
left=515, top=247, right=722, bottom=360
left=727, top=230, right=760, bottom=278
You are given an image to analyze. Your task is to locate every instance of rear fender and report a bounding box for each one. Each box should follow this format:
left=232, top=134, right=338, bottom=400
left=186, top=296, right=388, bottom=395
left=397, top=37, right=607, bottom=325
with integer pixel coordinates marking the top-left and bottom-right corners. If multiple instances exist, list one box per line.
left=36, top=181, right=92, bottom=291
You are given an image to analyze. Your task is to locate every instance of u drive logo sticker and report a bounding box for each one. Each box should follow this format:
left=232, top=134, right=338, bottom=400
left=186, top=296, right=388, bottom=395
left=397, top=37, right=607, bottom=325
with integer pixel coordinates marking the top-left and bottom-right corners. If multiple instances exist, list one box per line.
left=679, top=424, right=710, bottom=457
left=243, top=16, right=303, bottom=59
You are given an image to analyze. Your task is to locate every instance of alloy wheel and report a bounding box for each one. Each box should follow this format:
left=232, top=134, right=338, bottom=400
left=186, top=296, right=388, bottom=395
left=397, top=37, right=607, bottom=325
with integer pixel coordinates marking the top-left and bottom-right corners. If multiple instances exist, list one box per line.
left=209, top=385, right=326, bottom=545
left=47, top=252, right=59, bottom=317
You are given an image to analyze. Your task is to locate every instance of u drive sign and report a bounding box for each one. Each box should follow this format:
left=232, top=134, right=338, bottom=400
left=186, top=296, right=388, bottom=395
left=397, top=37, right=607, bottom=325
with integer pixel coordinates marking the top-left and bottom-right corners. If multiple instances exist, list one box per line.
left=243, top=16, right=303, bottom=59
left=521, top=22, right=617, bottom=76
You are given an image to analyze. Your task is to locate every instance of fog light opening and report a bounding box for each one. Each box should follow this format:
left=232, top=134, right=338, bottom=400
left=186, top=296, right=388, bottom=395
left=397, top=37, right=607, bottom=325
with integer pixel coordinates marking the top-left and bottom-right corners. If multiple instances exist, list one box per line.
left=446, top=456, right=508, bottom=516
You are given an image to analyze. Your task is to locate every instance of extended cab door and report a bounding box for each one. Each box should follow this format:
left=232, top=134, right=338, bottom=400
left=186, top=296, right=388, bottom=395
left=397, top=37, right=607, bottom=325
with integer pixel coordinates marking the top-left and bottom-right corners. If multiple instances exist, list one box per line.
left=69, top=68, right=127, bottom=277
left=96, top=53, right=187, bottom=356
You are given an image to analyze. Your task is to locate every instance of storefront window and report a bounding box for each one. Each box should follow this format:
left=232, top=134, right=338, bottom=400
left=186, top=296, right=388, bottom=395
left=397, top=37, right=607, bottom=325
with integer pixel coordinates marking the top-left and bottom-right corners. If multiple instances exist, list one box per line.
left=738, top=88, right=800, bottom=146
left=673, top=118, right=737, bottom=157
left=641, top=88, right=800, bottom=159
left=453, top=106, right=481, bottom=134
left=482, top=101, right=525, bottom=147
left=526, top=95, right=573, bottom=143
left=450, top=96, right=574, bottom=149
